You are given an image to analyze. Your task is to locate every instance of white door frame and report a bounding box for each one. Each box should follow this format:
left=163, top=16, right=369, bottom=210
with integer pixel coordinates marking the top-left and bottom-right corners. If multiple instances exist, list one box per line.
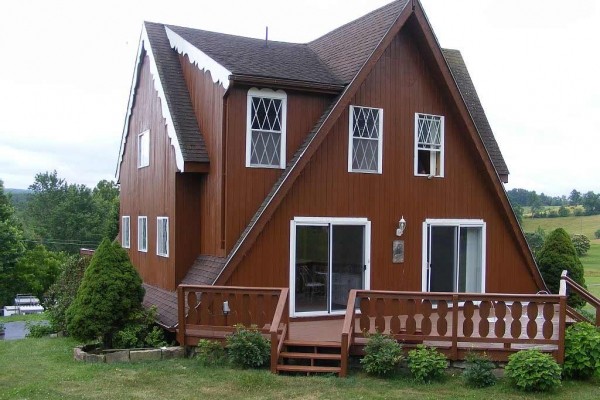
left=290, top=217, right=371, bottom=317
left=421, top=219, right=486, bottom=293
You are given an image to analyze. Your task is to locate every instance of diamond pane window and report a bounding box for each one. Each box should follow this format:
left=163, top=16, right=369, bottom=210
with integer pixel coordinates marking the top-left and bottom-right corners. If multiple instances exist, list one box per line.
left=246, top=89, right=287, bottom=168
left=348, top=106, right=383, bottom=173
left=415, top=113, right=444, bottom=177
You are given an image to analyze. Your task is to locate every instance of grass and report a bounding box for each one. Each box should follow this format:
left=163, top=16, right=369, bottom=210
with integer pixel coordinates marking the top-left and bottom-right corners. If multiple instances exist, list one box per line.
left=522, top=214, right=600, bottom=239
left=1, top=337, right=600, bottom=400
left=0, top=312, right=48, bottom=323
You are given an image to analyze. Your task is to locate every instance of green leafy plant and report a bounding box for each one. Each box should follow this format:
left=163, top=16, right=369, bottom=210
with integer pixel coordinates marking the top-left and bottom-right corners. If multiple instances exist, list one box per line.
left=571, top=234, right=591, bottom=257
left=112, top=306, right=167, bottom=349
left=536, top=228, right=586, bottom=308
left=196, top=339, right=227, bottom=366
left=25, top=322, right=55, bottom=338
left=462, top=352, right=496, bottom=388
left=595, top=229, right=600, bottom=239
left=226, top=324, right=270, bottom=368
left=407, top=345, right=447, bottom=383
left=505, top=349, right=561, bottom=392
left=360, top=331, right=403, bottom=376
left=66, top=239, right=145, bottom=348
left=563, top=322, right=600, bottom=380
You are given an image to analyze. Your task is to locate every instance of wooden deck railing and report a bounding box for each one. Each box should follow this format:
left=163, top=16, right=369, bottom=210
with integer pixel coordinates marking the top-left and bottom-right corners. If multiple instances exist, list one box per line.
left=177, top=285, right=289, bottom=373
left=341, top=290, right=567, bottom=377
left=560, top=270, right=600, bottom=326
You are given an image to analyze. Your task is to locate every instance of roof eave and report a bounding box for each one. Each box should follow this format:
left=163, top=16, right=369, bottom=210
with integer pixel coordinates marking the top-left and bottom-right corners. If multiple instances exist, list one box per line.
left=229, top=74, right=345, bottom=94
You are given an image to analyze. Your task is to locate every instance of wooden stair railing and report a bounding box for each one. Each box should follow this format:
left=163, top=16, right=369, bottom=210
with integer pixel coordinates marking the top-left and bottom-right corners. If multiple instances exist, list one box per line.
left=560, top=270, right=600, bottom=326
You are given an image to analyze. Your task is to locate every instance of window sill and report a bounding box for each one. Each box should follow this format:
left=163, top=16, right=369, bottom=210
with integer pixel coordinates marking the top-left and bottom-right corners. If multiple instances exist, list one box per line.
left=157, top=253, right=169, bottom=258
left=246, top=164, right=285, bottom=170
left=415, top=174, right=443, bottom=178
left=349, top=169, right=382, bottom=175
left=137, top=165, right=149, bottom=169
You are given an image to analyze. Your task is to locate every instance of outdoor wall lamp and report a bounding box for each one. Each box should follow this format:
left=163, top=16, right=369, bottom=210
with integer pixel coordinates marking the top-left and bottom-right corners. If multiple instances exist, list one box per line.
left=223, top=301, right=231, bottom=315
left=396, top=216, right=407, bottom=237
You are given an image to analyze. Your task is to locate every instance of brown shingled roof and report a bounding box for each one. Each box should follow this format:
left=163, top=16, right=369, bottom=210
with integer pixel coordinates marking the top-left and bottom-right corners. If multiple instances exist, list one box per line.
left=142, top=283, right=178, bottom=328
left=144, top=22, right=209, bottom=164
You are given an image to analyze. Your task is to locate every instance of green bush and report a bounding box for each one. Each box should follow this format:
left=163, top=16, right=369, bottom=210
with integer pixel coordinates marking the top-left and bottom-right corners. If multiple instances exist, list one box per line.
left=196, top=339, right=227, bottom=366
left=595, top=229, right=600, bottom=239
left=25, top=322, right=55, bottom=338
left=558, top=206, right=570, bottom=217
left=112, top=306, right=167, bottom=349
left=0, top=321, right=5, bottom=332
left=537, top=228, right=586, bottom=308
left=360, top=331, right=403, bottom=376
left=66, top=239, right=145, bottom=347
left=574, top=208, right=584, bottom=217
left=44, top=255, right=90, bottom=335
left=505, top=349, right=561, bottom=392
left=226, top=324, right=270, bottom=368
left=563, top=322, right=600, bottom=380
left=571, top=234, right=591, bottom=257
left=407, top=345, right=447, bottom=383
left=462, top=352, right=496, bottom=388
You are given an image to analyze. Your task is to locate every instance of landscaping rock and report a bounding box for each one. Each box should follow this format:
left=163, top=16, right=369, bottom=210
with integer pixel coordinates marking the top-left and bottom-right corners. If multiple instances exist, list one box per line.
left=492, top=368, right=505, bottom=378
left=161, top=346, right=184, bottom=359
left=105, top=350, right=130, bottom=363
left=85, top=353, right=106, bottom=363
left=130, top=349, right=161, bottom=362
left=73, top=346, right=86, bottom=362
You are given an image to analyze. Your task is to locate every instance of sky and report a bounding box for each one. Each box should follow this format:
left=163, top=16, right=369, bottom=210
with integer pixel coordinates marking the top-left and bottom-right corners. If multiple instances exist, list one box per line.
left=0, top=0, right=598, bottom=196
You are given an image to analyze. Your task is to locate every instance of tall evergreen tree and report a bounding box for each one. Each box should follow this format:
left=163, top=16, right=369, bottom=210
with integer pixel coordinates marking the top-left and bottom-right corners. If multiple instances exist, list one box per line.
left=0, top=180, right=25, bottom=306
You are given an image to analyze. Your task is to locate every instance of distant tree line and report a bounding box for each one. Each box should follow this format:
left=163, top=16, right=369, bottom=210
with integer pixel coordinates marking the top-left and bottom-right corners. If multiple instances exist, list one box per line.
left=508, top=188, right=600, bottom=218
left=0, top=171, right=119, bottom=307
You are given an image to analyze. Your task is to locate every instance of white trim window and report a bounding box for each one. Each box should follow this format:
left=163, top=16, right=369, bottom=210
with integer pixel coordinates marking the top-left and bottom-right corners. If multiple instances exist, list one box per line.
left=421, top=219, right=486, bottom=294
left=157, top=217, right=169, bottom=257
left=138, top=216, right=148, bottom=252
left=138, top=130, right=150, bottom=168
left=246, top=88, right=287, bottom=168
left=414, top=113, right=444, bottom=177
left=348, top=106, right=383, bottom=173
left=121, top=216, right=130, bottom=249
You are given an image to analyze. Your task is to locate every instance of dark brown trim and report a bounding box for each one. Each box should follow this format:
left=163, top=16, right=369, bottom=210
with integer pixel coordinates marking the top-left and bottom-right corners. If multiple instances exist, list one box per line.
left=215, top=1, right=414, bottom=285
left=411, top=0, right=544, bottom=290
left=183, top=161, right=210, bottom=173
left=230, top=74, right=345, bottom=94
left=499, top=174, right=508, bottom=183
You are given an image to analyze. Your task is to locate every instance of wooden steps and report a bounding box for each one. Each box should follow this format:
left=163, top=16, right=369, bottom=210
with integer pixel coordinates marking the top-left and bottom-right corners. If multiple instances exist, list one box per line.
left=276, top=340, right=342, bottom=376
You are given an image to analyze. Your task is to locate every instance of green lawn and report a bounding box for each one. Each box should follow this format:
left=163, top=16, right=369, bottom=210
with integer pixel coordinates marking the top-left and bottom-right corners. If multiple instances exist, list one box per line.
left=0, top=312, right=48, bottom=323
left=522, top=214, right=600, bottom=239
left=1, top=337, right=600, bottom=400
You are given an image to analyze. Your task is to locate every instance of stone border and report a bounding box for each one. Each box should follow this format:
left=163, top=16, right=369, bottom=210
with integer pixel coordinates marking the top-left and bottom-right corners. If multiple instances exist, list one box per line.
left=74, top=346, right=184, bottom=363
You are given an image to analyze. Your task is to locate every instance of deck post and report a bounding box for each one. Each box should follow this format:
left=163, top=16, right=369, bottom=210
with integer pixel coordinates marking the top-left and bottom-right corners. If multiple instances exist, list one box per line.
left=557, top=295, right=567, bottom=364
left=177, top=285, right=186, bottom=346
left=451, top=295, right=459, bottom=360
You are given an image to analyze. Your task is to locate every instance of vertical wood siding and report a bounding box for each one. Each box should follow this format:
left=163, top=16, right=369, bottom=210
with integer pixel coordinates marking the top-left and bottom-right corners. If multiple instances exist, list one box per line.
left=179, top=54, right=225, bottom=256
left=225, top=28, right=539, bottom=294
left=224, top=88, right=333, bottom=252
left=119, top=54, right=177, bottom=290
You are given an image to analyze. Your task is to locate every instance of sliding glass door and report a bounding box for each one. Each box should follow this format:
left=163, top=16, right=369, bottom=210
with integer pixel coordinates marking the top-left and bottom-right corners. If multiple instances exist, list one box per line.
left=291, top=218, right=370, bottom=316
left=423, top=220, right=485, bottom=293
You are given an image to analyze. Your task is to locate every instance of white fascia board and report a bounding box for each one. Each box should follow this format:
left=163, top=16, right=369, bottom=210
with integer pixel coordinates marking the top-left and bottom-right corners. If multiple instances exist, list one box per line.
left=116, top=24, right=185, bottom=179
left=165, top=27, right=231, bottom=90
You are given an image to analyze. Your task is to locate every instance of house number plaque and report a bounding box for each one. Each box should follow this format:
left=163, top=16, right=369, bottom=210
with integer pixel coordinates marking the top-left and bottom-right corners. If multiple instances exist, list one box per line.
left=392, top=240, right=404, bottom=263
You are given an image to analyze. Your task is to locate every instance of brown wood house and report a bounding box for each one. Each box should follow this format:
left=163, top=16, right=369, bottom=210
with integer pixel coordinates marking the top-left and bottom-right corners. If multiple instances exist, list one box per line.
left=116, top=0, right=548, bottom=345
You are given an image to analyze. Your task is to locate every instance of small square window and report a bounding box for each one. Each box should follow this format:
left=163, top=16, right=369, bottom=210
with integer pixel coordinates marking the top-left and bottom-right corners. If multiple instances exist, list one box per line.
left=157, top=217, right=169, bottom=257
left=348, top=105, right=383, bottom=173
left=246, top=88, right=287, bottom=169
left=121, top=216, right=130, bottom=249
left=415, top=113, right=444, bottom=177
left=138, top=130, right=149, bottom=168
left=138, top=216, right=147, bottom=252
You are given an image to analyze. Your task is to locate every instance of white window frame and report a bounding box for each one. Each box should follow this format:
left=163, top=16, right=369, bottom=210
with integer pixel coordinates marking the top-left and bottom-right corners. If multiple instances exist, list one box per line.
left=156, top=216, right=169, bottom=257
left=138, top=130, right=150, bottom=168
left=414, top=113, right=444, bottom=177
left=289, top=216, right=371, bottom=318
left=121, top=216, right=130, bottom=249
left=138, top=216, right=147, bottom=253
left=246, top=88, right=287, bottom=169
left=421, top=219, right=486, bottom=293
left=348, top=105, right=383, bottom=174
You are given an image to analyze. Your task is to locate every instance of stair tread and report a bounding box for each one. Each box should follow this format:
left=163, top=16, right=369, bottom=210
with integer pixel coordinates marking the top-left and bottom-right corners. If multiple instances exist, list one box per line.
left=284, top=340, right=341, bottom=348
left=277, top=365, right=341, bottom=373
left=280, top=352, right=341, bottom=360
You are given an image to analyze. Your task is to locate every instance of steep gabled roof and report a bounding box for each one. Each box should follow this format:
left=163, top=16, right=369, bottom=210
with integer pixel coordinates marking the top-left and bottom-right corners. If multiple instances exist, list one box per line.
left=212, top=0, right=544, bottom=290
left=167, top=25, right=342, bottom=85
left=116, top=22, right=208, bottom=179
left=443, top=49, right=509, bottom=177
